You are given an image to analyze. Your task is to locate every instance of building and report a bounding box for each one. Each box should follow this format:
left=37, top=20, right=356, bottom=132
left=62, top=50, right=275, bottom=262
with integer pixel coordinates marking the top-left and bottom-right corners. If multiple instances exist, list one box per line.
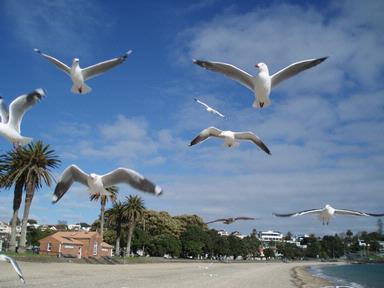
left=231, top=231, right=247, bottom=239
left=217, top=230, right=230, bottom=236
left=258, top=230, right=283, bottom=242
left=39, top=231, right=113, bottom=258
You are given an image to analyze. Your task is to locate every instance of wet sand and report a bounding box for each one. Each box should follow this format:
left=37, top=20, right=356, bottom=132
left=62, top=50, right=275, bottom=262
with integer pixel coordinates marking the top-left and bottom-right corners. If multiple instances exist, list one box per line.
left=0, top=261, right=334, bottom=288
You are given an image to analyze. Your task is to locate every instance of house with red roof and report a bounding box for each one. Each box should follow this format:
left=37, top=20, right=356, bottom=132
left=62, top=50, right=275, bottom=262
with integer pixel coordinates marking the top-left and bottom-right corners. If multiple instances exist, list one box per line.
left=39, top=231, right=113, bottom=258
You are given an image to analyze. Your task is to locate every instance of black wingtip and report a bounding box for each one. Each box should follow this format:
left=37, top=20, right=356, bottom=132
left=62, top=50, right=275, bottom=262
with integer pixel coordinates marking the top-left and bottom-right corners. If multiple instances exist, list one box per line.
left=317, top=56, right=328, bottom=63
left=193, top=59, right=205, bottom=67
left=122, top=49, right=133, bottom=60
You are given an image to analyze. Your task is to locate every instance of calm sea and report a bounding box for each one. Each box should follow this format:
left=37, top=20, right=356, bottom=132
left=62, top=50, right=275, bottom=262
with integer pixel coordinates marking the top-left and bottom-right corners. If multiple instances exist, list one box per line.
left=309, top=264, right=384, bottom=288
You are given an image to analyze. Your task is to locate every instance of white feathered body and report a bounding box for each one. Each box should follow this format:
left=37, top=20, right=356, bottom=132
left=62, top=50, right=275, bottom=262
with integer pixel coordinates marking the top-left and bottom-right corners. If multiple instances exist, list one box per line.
left=87, top=174, right=109, bottom=196
left=252, top=68, right=271, bottom=108
left=318, top=205, right=335, bottom=224
left=70, top=61, right=91, bottom=94
left=220, top=131, right=238, bottom=147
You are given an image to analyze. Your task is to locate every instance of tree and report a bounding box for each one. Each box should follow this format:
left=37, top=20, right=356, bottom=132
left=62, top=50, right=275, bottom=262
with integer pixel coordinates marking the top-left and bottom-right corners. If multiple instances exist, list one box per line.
left=0, top=141, right=60, bottom=252
left=90, top=185, right=118, bottom=241
left=105, top=200, right=127, bottom=256
left=180, top=225, right=208, bottom=258
left=228, top=235, right=247, bottom=259
left=124, top=195, right=145, bottom=257
left=148, top=234, right=181, bottom=257
left=263, top=248, right=275, bottom=259
left=243, top=234, right=261, bottom=257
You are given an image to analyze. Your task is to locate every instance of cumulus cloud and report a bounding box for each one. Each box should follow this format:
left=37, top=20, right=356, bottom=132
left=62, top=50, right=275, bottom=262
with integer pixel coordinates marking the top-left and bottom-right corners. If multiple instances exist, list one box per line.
left=166, top=0, right=384, bottom=234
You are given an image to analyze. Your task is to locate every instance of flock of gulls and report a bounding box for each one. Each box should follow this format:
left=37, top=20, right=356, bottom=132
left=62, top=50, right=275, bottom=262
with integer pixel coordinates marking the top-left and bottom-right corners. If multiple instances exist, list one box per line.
left=0, top=49, right=383, bottom=283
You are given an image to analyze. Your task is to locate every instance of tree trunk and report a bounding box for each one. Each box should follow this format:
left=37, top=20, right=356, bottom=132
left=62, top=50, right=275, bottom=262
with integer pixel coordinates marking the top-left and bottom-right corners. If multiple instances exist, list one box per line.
left=115, top=235, right=121, bottom=257
left=19, top=185, right=34, bottom=253
left=126, top=222, right=135, bottom=257
left=9, top=183, right=23, bottom=252
left=100, top=200, right=106, bottom=241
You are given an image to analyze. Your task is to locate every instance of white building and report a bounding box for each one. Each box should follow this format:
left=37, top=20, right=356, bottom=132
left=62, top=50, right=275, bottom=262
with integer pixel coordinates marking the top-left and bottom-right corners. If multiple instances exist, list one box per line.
left=231, top=231, right=247, bottom=239
left=217, top=230, right=229, bottom=236
left=258, top=230, right=283, bottom=242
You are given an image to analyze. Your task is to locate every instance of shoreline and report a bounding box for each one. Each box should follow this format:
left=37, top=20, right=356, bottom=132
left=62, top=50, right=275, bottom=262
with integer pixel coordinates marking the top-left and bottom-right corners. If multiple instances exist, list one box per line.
left=291, top=264, right=335, bottom=288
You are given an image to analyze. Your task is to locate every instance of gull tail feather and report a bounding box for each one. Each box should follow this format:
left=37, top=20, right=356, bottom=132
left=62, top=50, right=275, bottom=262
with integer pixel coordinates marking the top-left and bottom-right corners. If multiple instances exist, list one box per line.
left=252, top=98, right=271, bottom=109
left=71, top=83, right=92, bottom=94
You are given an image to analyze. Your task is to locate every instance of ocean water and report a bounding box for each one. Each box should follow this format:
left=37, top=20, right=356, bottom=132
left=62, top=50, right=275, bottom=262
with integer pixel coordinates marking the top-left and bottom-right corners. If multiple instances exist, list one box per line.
left=310, top=264, right=384, bottom=288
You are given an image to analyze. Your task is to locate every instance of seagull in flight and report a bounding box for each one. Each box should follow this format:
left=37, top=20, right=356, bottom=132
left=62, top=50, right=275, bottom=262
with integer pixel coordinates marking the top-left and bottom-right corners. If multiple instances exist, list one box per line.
left=205, top=217, right=256, bottom=225
left=0, top=89, right=45, bottom=148
left=52, top=165, right=163, bottom=203
left=0, top=254, right=25, bottom=284
left=193, top=57, right=327, bottom=109
left=189, top=126, right=271, bottom=155
left=273, top=204, right=384, bottom=225
left=34, top=49, right=132, bottom=94
left=194, top=98, right=225, bottom=118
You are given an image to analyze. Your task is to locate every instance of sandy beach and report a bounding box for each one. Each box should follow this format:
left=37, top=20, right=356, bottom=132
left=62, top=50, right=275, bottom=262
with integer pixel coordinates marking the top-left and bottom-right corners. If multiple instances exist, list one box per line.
left=0, top=261, right=335, bottom=288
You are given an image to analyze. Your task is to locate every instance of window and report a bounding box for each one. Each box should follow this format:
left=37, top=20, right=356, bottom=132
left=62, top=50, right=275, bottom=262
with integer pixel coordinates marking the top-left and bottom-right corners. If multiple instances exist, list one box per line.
left=47, top=242, right=52, bottom=251
left=64, top=244, right=74, bottom=249
left=93, top=242, right=98, bottom=256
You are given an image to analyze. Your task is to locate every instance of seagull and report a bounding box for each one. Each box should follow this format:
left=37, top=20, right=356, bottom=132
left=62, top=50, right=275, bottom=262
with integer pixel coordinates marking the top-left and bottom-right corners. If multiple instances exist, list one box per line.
left=34, top=49, right=132, bottom=94
left=52, top=165, right=163, bottom=203
left=0, top=254, right=25, bottom=284
left=189, top=126, right=271, bottom=155
left=273, top=204, right=384, bottom=225
left=193, top=57, right=327, bottom=109
left=205, top=217, right=256, bottom=225
left=194, top=98, right=225, bottom=118
left=0, top=89, right=46, bottom=148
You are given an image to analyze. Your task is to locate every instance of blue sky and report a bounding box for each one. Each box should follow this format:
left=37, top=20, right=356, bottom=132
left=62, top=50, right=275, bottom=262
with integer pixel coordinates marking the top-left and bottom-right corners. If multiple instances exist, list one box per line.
left=0, top=0, right=383, bottom=236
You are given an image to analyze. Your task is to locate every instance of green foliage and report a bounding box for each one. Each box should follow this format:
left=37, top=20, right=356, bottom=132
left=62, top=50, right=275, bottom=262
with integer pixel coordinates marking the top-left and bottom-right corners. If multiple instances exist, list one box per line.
left=180, top=225, right=208, bottom=258
left=27, top=228, right=56, bottom=246
left=228, top=235, right=247, bottom=258
left=277, top=242, right=304, bottom=259
left=263, top=248, right=275, bottom=258
left=148, top=234, right=181, bottom=257
left=321, top=235, right=344, bottom=258
left=243, top=235, right=261, bottom=257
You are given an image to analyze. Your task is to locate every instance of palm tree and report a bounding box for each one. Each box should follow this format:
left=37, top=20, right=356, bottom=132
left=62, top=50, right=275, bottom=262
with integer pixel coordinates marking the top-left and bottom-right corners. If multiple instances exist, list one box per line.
left=90, top=186, right=118, bottom=241
left=105, top=201, right=126, bottom=256
left=0, top=148, right=26, bottom=251
left=0, top=141, right=60, bottom=252
left=124, top=195, right=145, bottom=257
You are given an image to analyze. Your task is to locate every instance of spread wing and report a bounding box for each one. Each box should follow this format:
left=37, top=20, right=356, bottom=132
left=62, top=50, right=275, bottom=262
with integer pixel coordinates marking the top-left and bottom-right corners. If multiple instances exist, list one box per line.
left=52, top=165, right=89, bottom=203
left=271, top=57, right=328, bottom=87
left=101, top=168, right=162, bottom=196
left=8, top=89, right=46, bottom=133
left=82, top=50, right=132, bottom=81
left=0, top=97, right=9, bottom=123
left=212, top=109, right=225, bottom=118
left=205, top=218, right=229, bottom=224
left=194, top=98, right=210, bottom=109
left=234, top=217, right=255, bottom=221
left=189, top=126, right=222, bottom=146
left=334, top=209, right=373, bottom=216
left=234, top=132, right=271, bottom=155
left=273, top=208, right=323, bottom=217
left=34, top=48, right=71, bottom=74
left=0, top=254, right=25, bottom=283
left=193, top=60, right=254, bottom=91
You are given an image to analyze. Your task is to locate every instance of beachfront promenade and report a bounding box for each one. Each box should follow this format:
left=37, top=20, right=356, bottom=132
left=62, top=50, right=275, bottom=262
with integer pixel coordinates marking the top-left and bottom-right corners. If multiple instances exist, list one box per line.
left=0, top=261, right=332, bottom=288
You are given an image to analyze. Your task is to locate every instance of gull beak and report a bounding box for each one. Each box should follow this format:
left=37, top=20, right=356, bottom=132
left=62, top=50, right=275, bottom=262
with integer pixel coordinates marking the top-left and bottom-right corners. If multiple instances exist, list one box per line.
left=255, top=64, right=259, bottom=68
